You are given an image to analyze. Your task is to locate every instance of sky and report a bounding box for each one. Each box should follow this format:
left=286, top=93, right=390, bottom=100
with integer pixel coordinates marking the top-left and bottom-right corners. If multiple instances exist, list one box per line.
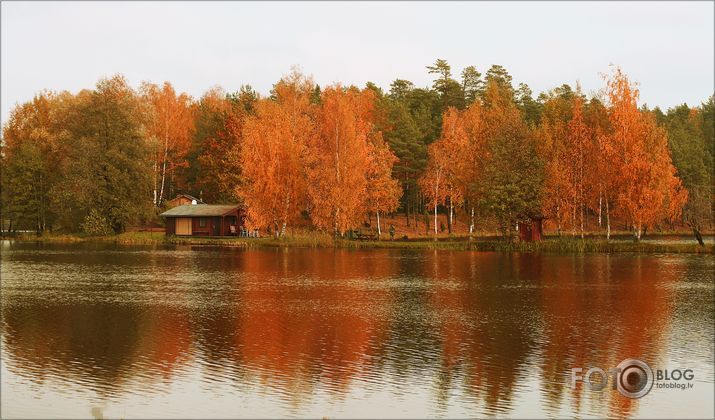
left=1, top=1, right=713, bottom=125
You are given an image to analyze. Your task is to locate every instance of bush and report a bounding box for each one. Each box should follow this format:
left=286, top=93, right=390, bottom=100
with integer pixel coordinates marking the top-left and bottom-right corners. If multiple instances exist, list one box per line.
left=81, top=209, right=114, bottom=236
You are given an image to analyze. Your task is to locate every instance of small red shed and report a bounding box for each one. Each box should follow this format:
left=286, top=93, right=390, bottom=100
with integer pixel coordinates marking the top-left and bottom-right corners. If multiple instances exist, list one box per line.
left=160, top=204, right=245, bottom=237
left=518, top=216, right=544, bottom=242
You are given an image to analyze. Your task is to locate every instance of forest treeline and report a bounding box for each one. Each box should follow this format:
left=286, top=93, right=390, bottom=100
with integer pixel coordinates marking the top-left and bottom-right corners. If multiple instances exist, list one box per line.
left=1, top=61, right=712, bottom=242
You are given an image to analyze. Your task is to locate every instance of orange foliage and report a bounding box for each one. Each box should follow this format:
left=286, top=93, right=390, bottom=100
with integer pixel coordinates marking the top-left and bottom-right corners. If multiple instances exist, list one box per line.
left=238, top=72, right=314, bottom=235
left=2, top=90, right=73, bottom=162
left=566, top=95, right=592, bottom=237
left=307, top=86, right=379, bottom=235
left=536, top=92, right=574, bottom=232
left=141, top=82, right=195, bottom=206
left=365, top=131, right=402, bottom=235
left=602, top=68, right=687, bottom=238
left=419, top=107, right=467, bottom=234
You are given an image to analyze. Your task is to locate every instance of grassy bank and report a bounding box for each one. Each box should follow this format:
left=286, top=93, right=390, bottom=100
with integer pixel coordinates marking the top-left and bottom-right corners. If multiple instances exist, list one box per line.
left=4, top=231, right=712, bottom=254
left=2, top=231, right=167, bottom=245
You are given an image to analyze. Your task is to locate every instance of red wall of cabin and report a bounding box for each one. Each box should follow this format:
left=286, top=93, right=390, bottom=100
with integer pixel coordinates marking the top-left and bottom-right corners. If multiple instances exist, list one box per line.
left=165, top=208, right=246, bottom=237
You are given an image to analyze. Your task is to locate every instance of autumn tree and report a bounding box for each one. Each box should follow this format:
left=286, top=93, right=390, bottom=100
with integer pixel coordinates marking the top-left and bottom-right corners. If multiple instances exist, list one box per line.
left=1, top=141, right=48, bottom=233
left=363, top=82, right=402, bottom=233
left=237, top=72, right=313, bottom=237
left=1, top=91, right=72, bottom=233
left=536, top=87, right=574, bottom=235
left=582, top=97, right=611, bottom=232
left=365, top=132, right=402, bottom=237
left=419, top=107, right=468, bottom=234
left=602, top=68, right=686, bottom=240
left=536, top=84, right=595, bottom=238
left=308, top=86, right=383, bottom=236
left=419, top=139, right=447, bottom=235
left=567, top=94, right=592, bottom=238
left=460, top=101, right=488, bottom=235
left=141, top=82, right=195, bottom=206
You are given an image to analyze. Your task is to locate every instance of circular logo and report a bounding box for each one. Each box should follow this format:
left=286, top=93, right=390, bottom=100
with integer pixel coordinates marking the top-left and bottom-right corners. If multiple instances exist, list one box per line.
left=616, top=358, right=654, bottom=399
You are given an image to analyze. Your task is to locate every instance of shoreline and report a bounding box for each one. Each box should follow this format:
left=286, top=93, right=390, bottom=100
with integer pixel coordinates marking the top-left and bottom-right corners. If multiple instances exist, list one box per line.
left=2, top=232, right=713, bottom=254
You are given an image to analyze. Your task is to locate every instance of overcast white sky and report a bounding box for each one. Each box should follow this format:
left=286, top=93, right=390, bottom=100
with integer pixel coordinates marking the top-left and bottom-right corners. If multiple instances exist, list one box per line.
left=2, top=1, right=713, bottom=125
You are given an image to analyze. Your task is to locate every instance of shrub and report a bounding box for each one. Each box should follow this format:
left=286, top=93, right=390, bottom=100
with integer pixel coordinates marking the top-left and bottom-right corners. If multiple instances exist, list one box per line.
left=81, top=209, right=113, bottom=236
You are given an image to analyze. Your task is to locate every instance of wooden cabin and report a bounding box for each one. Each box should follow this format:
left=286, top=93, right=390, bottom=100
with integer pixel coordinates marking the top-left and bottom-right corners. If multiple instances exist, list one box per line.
left=160, top=204, right=245, bottom=237
left=518, top=216, right=544, bottom=242
left=166, top=194, right=204, bottom=209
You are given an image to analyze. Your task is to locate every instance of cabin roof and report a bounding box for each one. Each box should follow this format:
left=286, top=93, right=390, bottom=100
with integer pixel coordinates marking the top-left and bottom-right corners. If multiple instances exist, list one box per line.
left=160, top=204, right=241, bottom=217
left=169, top=193, right=204, bottom=204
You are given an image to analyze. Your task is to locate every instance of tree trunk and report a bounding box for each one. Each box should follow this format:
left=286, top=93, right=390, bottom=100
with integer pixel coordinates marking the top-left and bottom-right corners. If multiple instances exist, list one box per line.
left=557, top=204, right=561, bottom=236
left=572, top=203, right=576, bottom=237
left=580, top=201, right=584, bottom=239
left=412, top=202, right=420, bottom=233
left=153, top=161, right=158, bottom=206
left=334, top=210, right=339, bottom=239
left=693, top=227, right=704, bottom=246
left=434, top=203, right=438, bottom=236
left=405, top=183, right=410, bottom=227
left=448, top=198, right=453, bottom=234
left=634, top=222, right=642, bottom=242
left=377, top=211, right=381, bottom=238
left=158, top=113, right=170, bottom=206
left=469, top=206, right=475, bottom=237
left=159, top=151, right=168, bottom=205
left=598, top=191, right=602, bottom=227
left=606, top=198, right=611, bottom=240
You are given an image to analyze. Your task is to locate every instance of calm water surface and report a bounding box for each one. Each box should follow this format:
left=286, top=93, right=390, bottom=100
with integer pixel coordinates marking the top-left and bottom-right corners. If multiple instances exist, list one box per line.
left=1, top=241, right=713, bottom=418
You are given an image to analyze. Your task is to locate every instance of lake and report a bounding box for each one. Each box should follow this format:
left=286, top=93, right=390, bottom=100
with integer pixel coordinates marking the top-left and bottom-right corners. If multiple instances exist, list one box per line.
left=1, top=241, right=713, bottom=418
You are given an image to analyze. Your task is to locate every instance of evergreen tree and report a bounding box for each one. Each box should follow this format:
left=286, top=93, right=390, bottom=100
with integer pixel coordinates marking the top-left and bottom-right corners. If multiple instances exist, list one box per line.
left=665, top=101, right=713, bottom=243
left=479, top=80, right=543, bottom=240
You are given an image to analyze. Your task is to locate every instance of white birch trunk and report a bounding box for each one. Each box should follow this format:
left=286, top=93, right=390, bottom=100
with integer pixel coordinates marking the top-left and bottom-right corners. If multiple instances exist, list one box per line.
left=159, top=115, right=169, bottom=206
left=434, top=203, right=438, bottom=235
left=469, top=206, right=475, bottom=235
left=377, top=211, right=381, bottom=237
left=635, top=222, right=642, bottom=241
left=153, top=160, right=158, bottom=206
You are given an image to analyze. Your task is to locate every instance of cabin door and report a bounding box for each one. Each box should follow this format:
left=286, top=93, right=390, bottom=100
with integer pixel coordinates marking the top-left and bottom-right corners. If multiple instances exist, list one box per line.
left=175, top=218, right=192, bottom=235
left=212, top=217, right=221, bottom=236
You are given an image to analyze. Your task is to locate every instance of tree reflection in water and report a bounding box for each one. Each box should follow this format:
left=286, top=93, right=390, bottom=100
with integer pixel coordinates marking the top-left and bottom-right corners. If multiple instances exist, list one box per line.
left=1, top=243, right=712, bottom=418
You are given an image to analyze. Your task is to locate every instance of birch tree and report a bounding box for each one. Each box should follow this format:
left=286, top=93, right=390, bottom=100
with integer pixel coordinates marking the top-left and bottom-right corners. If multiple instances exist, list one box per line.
left=141, top=82, right=194, bottom=206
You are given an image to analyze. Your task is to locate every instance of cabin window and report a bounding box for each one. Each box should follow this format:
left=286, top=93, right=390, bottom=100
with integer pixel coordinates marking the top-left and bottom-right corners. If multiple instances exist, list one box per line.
left=199, top=218, right=207, bottom=228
